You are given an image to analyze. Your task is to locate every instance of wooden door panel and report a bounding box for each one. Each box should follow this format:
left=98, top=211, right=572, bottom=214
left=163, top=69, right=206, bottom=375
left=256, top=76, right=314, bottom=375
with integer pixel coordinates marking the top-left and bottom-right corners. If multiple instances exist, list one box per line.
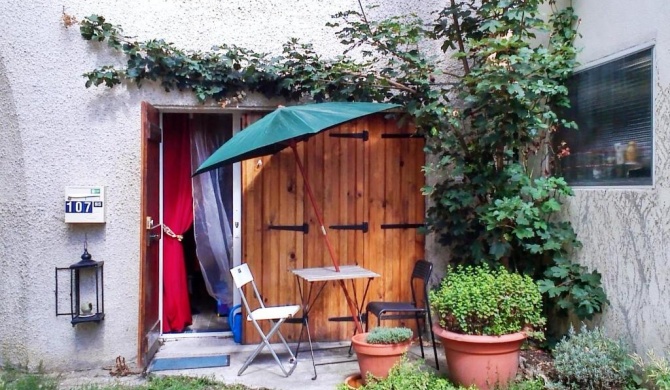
left=138, top=101, right=161, bottom=368
left=240, top=114, right=425, bottom=343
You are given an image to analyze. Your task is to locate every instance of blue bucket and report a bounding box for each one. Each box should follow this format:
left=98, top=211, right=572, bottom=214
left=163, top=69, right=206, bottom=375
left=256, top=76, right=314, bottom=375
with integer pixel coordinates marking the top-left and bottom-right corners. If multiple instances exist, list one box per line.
left=228, top=304, right=242, bottom=343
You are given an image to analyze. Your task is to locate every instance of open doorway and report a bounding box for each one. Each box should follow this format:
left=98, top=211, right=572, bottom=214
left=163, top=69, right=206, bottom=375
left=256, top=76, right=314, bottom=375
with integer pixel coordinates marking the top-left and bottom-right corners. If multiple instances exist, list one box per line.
left=161, top=112, right=237, bottom=336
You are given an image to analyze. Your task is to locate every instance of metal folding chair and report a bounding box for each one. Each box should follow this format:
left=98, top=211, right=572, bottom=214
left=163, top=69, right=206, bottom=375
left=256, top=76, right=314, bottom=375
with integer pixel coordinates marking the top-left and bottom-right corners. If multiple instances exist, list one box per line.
left=365, top=259, right=439, bottom=369
left=230, top=263, right=301, bottom=377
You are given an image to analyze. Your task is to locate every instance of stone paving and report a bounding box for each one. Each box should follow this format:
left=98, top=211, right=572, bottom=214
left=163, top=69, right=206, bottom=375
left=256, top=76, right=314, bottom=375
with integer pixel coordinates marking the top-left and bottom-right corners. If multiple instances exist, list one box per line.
left=57, top=336, right=444, bottom=390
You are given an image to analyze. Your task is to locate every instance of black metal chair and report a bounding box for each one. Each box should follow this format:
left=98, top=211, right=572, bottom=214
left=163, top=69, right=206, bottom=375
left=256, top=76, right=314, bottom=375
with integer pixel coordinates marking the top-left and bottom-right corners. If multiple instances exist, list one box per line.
left=365, top=259, right=439, bottom=369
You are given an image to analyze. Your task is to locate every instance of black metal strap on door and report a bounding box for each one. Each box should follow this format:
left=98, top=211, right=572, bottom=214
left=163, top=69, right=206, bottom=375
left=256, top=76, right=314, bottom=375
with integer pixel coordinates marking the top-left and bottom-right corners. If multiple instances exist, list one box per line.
left=381, top=223, right=425, bottom=230
left=329, top=222, right=368, bottom=233
left=381, top=133, right=424, bottom=139
left=268, top=223, right=309, bottom=234
left=329, top=130, right=369, bottom=141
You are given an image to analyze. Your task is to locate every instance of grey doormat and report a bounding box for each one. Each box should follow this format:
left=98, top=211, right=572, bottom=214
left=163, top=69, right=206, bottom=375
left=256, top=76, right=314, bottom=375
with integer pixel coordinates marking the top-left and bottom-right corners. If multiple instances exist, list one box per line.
left=149, top=355, right=230, bottom=371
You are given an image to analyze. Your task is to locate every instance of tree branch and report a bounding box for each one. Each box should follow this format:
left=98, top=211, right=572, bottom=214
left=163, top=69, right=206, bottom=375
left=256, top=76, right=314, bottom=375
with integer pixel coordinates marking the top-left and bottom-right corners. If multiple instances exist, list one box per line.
left=450, top=0, right=471, bottom=75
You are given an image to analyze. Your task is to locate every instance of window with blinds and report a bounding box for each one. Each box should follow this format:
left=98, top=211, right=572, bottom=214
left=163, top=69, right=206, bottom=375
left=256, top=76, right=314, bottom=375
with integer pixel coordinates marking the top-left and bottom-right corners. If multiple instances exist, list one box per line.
left=555, top=47, right=653, bottom=186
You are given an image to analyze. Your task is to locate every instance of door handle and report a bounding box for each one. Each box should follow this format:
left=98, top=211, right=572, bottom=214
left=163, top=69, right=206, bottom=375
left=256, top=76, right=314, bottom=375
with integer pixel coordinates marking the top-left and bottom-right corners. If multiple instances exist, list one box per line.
left=146, top=232, right=161, bottom=246
left=146, top=216, right=161, bottom=246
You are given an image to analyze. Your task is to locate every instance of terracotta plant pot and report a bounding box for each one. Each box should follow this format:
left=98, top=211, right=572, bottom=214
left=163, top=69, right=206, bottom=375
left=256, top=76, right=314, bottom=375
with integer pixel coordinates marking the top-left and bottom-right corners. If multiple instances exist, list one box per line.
left=433, top=325, right=527, bottom=390
left=351, top=332, right=411, bottom=383
left=344, top=373, right=364, bottom=389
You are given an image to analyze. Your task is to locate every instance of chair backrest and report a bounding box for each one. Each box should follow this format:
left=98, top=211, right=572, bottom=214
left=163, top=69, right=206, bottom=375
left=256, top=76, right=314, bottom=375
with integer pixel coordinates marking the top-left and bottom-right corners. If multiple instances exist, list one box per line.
left=230, top=263, right=265, bottom=312
left=230, top=263, right=254, bottom=288
left=410, top=260, right=433, bottom=307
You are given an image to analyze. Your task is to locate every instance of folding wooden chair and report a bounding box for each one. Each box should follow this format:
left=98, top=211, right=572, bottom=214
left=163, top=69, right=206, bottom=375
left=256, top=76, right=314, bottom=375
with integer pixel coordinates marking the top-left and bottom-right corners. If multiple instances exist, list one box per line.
left=230, top=263, right=300, bottom=377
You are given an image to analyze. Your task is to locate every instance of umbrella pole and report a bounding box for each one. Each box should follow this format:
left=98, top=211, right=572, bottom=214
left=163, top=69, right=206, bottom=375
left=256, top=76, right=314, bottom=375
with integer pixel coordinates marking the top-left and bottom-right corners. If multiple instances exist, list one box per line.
left=289, top=143, right=340, bottom=272
left=290, top=143, right=364, bottom=334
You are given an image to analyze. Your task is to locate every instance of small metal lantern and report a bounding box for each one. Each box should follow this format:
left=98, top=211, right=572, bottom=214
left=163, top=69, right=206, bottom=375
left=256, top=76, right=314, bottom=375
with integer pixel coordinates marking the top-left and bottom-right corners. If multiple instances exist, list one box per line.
left=55, top=244, right=105, bottom=326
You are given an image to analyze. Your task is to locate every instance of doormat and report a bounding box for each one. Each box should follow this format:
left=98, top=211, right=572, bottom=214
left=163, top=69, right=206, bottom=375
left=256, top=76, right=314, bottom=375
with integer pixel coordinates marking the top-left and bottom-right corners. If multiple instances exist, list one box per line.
left=149, top=355, right=230, bottom=371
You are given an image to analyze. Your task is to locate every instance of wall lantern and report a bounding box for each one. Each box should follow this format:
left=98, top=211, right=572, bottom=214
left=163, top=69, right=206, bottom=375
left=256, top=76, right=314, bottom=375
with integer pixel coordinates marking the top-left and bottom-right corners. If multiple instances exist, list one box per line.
left=55, top=243, right=105, bottom=326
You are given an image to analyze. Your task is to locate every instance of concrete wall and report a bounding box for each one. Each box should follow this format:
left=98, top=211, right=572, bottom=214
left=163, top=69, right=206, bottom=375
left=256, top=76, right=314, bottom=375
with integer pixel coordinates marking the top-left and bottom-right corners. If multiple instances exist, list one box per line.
left=0, top=0, right=441, bottom=371
left=566, top=0, right=670, bottom=353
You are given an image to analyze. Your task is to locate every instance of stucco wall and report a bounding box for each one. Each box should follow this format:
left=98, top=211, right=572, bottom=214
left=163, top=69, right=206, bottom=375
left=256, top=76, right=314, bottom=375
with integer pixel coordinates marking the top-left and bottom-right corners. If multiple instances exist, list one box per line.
left=566, top=0, right=670, bottom=353
left=0, top=0, right=441, bottom=371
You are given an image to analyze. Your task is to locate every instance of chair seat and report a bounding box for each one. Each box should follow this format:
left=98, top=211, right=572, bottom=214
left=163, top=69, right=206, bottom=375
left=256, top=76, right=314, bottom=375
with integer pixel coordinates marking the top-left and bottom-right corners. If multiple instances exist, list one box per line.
left=367, top=301, right=424, bottom=317
left=248, top=305, right=300, bottom=321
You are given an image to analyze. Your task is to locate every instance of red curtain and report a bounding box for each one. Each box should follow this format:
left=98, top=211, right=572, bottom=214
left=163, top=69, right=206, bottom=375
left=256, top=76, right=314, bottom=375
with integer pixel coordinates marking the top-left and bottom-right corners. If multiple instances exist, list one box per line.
left=162, top=114, right=193, bottom=332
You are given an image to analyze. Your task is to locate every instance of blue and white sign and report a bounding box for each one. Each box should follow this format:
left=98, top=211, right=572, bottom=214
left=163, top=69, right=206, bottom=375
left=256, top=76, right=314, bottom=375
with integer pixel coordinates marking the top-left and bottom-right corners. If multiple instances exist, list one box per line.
left=64, top=186, right=106, bottom=223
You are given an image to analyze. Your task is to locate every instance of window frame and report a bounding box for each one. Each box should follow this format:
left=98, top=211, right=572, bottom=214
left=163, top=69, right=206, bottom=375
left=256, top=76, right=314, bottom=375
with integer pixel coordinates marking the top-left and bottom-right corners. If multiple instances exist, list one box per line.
left=559, top=42, right=656, bottom=190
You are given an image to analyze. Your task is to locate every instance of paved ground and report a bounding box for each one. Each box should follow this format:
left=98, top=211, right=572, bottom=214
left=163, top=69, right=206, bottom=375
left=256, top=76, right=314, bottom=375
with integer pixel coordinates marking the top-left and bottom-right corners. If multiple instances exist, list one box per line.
left=57, top=335, right=445, bottom=390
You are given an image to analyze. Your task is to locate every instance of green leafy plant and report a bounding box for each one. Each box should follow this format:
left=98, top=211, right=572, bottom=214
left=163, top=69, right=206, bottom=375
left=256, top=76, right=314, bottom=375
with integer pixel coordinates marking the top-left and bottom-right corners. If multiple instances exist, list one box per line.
left=365, top=327, right=413, bottom=345
left=430, top=265, right=545, bottom=338
left=337, top=357, right=469, bottom=390
left=632, top=350, right=670, bottom=390
left=506, top=378, right=546, bottom=390
left=552, top=324, right=635, bottom=390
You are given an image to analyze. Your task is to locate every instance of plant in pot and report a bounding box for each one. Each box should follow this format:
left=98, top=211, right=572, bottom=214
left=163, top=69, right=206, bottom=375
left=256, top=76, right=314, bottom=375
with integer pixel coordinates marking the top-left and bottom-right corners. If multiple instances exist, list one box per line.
left=350, top=326, right=413, bottom=385
left=430, top=265, right=545, bottom=389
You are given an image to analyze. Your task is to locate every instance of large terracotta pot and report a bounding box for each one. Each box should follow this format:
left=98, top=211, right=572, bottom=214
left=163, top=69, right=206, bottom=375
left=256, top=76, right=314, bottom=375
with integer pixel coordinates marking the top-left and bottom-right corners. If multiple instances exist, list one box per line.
left=433, top=325, right=527, bottom=390
left=351, top=332, right=411, bottom=383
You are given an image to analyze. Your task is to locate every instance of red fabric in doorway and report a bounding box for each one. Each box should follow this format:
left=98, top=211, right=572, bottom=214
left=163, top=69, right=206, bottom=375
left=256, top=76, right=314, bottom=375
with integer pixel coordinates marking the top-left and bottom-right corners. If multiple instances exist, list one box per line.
left=162, top=114, right=193, bottom=333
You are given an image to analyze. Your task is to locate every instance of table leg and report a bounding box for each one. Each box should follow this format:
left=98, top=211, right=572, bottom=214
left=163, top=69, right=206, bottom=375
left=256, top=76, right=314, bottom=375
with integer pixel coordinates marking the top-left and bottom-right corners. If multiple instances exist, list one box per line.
left=293, top=277, right=327, bottom=380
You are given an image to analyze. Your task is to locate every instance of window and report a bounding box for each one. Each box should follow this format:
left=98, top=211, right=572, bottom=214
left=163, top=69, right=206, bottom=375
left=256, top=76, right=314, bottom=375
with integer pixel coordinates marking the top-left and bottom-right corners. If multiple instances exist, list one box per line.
left=556, top=47, right=653, bottom=186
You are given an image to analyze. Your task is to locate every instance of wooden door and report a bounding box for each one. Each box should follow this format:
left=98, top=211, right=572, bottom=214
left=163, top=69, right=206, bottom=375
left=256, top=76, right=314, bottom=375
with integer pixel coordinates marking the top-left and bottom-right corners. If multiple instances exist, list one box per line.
left=241, top=113, right=425, bottom=343
left=138, top=102, right=162, bottom=368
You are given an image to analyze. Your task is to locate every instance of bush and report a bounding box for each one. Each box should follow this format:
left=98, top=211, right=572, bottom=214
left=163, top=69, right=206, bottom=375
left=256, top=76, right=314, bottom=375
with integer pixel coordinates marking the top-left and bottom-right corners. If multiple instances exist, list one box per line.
left=338, top=357, right=468, bottom=390
left=553, top=324, right=634, bottom=389
left=632, top=350, right=670, bottom=390
left=365, top=327, right=413, bottom=345
left=430, top=265, right=545, bottom=338
left=507, top=379, right=546, bottom=390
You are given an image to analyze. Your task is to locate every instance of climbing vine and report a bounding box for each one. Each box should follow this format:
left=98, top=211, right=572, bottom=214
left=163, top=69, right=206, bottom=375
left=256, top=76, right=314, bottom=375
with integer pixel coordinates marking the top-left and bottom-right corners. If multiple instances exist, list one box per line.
left=68, top=1, right=608, bottom=328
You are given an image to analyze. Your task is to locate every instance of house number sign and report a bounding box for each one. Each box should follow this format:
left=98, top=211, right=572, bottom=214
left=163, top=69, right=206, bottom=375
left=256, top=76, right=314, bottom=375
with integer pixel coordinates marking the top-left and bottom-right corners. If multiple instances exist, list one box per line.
left=64, top=186, right=106, bottom=223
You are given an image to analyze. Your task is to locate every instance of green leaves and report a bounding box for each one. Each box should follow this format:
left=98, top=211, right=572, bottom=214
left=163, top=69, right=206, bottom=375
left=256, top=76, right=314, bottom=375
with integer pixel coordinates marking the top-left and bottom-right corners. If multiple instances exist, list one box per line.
left=430, top=265, right=546, bottom=338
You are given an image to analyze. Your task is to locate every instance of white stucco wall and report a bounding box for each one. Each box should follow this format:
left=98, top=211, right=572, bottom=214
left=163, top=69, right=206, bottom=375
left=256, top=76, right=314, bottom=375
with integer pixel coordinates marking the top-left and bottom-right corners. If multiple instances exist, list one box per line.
left=3, top=0, right=667, bottom=372
left=0, top=0, right=442, bottom=371
left=566, top=0, right=670, bottom=353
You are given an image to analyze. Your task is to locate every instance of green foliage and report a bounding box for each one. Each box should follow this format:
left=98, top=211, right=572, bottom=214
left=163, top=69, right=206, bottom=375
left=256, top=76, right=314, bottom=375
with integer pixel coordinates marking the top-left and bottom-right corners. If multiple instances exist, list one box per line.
left=0, top=363, right=263, bottom=390
left=632, top=351, right=670, bottom=390
left=506, top=378, right=546, bottom=390
left=430, top=265, right=545, bottom=338
left=365, top=327, right=413, bottom=344
left=553, top=325, right=635, bottom=389
left=85, top=375, right=262, bottom=390
left=337, top=357, right=469, bottom=390
left=0, top=361, right=57, bottom=390
left=72, top=1, right=608, bottom=325
left=538, top=256, right=609, bottom=321
left=141, top=375, right=225, bottom=390
left=422, top=0, right=607, bottom=324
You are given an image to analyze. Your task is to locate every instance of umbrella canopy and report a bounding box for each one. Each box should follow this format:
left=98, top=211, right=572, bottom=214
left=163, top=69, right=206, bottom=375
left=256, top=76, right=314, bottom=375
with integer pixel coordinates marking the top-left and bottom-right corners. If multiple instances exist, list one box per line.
left=194, top=102, right=401, bottom=175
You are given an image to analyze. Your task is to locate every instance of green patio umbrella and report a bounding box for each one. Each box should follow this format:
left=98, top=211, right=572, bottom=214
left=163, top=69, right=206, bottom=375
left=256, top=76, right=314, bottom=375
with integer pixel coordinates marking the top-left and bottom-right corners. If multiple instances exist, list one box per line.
left=194, top=101, right=401, bottom=333
left=195, top=102, right=401, bottom=173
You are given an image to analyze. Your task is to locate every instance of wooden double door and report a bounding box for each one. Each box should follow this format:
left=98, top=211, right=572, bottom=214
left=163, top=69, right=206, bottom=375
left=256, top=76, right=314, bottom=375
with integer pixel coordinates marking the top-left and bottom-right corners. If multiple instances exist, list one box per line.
left=240, top=113, right=426, bottom=343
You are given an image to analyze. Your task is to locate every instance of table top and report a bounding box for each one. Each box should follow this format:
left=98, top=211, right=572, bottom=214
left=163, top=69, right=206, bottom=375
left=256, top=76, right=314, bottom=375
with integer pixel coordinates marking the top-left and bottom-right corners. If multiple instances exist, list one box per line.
left=291, top=265, right=380, bottom=282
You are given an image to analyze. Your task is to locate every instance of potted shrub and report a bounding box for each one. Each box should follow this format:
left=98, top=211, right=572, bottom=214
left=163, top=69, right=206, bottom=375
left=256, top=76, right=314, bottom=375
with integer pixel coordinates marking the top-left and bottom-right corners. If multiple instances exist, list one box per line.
left=430, top=265, right=545, bottom=389
left=350, top=326, right=413, bottom=384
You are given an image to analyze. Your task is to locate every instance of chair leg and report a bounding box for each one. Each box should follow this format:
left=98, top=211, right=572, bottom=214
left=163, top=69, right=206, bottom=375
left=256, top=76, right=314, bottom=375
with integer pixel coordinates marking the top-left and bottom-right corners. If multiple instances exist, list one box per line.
left=273, top=322, right=299, bottom=377
left=415, top=314, right=425, bottom=359
left=426, top=311, right=439, bottom=370
left=239, top=319, right=298, bottom=377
